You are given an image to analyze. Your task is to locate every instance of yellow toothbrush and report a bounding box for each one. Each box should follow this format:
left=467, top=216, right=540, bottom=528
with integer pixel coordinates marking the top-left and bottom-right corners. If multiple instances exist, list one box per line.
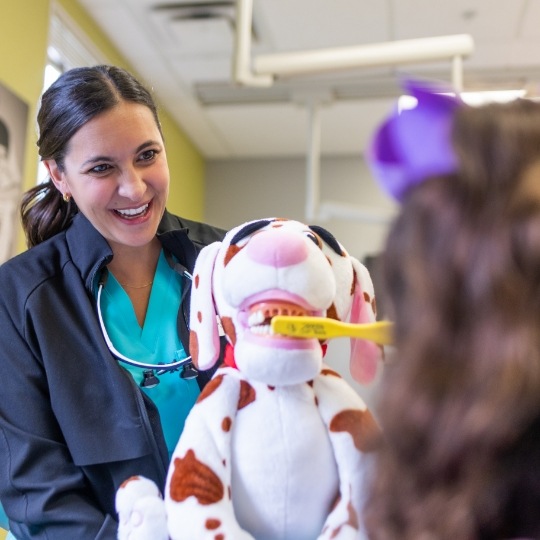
left=271, top=316, right=394, bottom=346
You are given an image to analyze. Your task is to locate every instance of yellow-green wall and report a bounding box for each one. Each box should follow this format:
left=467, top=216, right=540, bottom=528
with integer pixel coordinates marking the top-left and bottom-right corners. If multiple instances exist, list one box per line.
left=0, top=1, right=50, bottom=253
left=0, top=0, right=205, bottom=254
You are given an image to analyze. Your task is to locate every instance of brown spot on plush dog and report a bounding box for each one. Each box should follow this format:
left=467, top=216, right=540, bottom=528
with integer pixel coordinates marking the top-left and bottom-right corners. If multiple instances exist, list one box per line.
left=330, top=409, right=380, bottom=452
left=321, top=368, right=341, bottom=378
left=170, top=449, right=224, bottom=505
left=119, top=476, right=140, bottom=489
left=224, top=244, right=242, bottom=266
left=220, top=316, right=237, bottom=345
left=351, top=272, right=357, bottom=296
left=327, top=497, right=359, bottom=538
left=326, top=303, right=338, bottom=321
left=347, top=499, right=359, bottom=530
left=222, top=417, right=232, bottom=432
left=238, top=380, right=256, bottom=409
left=197, top=375, right=224, bottom=404
left=205, top=518, right=221, bottom=530
left=189, top=330, right=199, bottom=368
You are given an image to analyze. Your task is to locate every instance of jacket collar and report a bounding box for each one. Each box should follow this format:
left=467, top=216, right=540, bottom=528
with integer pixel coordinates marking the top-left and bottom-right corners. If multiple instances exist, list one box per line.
left=157, top=211, right=196, bottom=272
left=65, top=213, right=113, bottom=292
left=65, top=210, right=194, bottom=293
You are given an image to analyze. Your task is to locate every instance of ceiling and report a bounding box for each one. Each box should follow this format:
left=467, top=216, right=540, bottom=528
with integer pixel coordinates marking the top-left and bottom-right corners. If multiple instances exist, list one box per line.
left=76, top=0, right=540, bottom=160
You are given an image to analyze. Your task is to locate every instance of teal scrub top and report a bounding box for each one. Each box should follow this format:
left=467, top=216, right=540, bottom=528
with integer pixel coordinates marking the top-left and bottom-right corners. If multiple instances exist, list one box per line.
left=98, top=250, right=200, bottom=457
left=0, top=505, right=7, bottom=530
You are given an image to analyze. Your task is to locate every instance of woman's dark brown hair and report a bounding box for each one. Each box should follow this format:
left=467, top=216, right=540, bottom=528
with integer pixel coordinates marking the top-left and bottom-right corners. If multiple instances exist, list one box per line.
left=364, top=99, right=540, bottom=539
left=21, top=65, right=162, bottom=248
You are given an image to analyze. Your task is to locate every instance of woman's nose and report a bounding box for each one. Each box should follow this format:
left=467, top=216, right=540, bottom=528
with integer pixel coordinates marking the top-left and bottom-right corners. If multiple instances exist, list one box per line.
left=117, top=168, right=146, bottom=200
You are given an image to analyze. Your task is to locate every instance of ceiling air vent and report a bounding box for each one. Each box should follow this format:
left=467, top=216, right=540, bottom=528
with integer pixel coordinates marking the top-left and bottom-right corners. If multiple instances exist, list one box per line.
left=153, top=2, right=235, bottom=21
left=151, top=2, right=258, bottom=47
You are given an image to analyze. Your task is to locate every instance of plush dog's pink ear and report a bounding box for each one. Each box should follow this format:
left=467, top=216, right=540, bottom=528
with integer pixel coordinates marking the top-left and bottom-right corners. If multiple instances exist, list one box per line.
left=348, top=257, right=383, bottom=385
left=189, top=242, right=222, bottom=371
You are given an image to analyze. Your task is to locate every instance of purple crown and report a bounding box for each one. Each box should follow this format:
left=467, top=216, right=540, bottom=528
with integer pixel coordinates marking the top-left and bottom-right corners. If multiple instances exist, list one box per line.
left=367, top=80, right=462, bottom=202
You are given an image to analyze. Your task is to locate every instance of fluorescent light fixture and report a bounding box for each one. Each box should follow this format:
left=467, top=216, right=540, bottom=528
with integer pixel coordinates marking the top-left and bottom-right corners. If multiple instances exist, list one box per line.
left=398, top=89, right=527, bottom=113
left=459, top=89, right=527, bottom=105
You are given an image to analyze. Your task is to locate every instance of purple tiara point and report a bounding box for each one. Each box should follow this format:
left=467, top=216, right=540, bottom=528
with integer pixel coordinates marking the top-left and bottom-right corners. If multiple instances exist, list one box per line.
left=367, top=79, right=462, bottom=202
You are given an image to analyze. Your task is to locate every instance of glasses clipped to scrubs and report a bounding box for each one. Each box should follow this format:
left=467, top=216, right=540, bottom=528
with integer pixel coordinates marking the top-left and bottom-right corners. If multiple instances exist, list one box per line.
left=96, top=258, right=199, bottom=388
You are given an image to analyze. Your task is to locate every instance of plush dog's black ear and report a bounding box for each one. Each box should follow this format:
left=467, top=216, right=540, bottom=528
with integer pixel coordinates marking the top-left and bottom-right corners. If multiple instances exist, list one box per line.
left=308, top=225, right=345, bottom=256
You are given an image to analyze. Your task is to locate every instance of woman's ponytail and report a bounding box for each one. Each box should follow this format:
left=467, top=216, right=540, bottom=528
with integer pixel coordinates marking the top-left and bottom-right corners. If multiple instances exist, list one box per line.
left=20, top=179, right=77, bottom=248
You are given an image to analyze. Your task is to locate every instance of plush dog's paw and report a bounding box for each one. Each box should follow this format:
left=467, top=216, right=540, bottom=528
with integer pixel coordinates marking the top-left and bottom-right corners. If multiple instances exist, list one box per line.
left=318, top=498, right=365, bottom=540
left=167, top=496, right=256, bottom=540
left=116, top=476, right=168, bottom=540
left=320, top=525, right=364, bottom=540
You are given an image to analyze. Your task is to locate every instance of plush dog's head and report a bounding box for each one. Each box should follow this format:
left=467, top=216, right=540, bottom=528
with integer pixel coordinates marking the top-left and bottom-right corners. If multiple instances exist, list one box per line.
left=189, top=218, right=381, bottom=386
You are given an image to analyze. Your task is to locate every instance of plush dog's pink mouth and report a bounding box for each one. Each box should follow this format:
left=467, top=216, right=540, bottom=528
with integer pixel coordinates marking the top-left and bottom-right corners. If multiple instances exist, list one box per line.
left=237, top=292, right=322, bottom=350
left=247, top=301, right=307, bottom=336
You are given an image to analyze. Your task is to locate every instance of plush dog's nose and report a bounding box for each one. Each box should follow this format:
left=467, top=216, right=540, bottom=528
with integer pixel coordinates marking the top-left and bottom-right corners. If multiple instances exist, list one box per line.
left=246, top=229, right=309, bottom=267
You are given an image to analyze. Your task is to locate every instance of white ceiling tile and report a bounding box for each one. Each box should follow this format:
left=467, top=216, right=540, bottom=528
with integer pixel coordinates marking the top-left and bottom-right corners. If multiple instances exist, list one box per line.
left=394, top=0, right=526, bottom=40
left=256, top=0, right=391, bottom=51
left=167, top=19, right=234, bottom=55
left=519, top=0, right=540, bottom=40
left=205, top=103, right=311, bottom=157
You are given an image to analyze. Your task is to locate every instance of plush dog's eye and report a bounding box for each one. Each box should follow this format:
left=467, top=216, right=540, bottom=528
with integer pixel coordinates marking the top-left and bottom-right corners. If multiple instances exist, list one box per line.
left=304, top=231, right=321, bottom=247
left=234, top=235, right=251, bottom=248
left=230, top=219, right=272, bottom=247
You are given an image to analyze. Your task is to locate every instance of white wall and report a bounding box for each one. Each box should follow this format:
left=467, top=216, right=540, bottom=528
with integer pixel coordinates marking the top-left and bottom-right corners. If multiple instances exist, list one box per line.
left=205, top=154, right=396, bottom=262
left=204, top=154, right=396, bottom=410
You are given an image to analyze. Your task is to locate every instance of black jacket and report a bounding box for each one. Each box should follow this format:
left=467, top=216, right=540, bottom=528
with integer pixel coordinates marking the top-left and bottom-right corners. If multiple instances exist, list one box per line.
left=0, top=211, right=225, bottom=539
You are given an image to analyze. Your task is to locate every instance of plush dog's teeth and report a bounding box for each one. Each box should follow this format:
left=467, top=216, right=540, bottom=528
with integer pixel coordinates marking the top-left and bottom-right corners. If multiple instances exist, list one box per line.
left=251, top=324, right=272, bottom=335
left=248, top=310, right=265, bottom=327
left=247, top=304, right=307, bottom=335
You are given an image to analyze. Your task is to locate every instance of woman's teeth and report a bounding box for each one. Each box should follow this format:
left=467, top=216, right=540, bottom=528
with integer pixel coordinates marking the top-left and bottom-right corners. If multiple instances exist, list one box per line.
left=115, top=203, right=149, bottom=218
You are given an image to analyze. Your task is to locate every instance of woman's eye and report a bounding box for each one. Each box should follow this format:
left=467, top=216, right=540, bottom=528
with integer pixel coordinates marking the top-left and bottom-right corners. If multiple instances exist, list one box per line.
left=89, top=164, right=111, bottom=174
left=139, top=149, right=158, bottom=162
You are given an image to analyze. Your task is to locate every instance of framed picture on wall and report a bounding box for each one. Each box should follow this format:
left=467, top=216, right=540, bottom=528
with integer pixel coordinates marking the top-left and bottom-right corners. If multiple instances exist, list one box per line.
left=0, top=81, right=28, bottom=263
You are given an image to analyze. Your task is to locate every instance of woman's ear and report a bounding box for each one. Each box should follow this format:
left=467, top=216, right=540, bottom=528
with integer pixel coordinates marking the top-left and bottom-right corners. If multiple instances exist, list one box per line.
left=43, top=159, right=67, bottom=195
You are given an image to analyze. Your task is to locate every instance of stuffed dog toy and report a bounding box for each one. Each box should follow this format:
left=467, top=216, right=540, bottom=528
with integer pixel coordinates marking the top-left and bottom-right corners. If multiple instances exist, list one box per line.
left=116, top=218, right=383, bottom=540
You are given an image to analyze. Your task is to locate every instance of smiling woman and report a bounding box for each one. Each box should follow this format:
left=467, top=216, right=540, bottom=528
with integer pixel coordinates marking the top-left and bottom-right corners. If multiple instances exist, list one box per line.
left=43, top=100, right=170, bottom=325
left=0, top=65, right=225, bottom=539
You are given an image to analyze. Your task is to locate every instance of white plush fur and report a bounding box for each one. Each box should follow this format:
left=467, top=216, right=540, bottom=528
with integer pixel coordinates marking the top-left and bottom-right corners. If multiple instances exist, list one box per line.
left=116, top=218, right=383, bottom=540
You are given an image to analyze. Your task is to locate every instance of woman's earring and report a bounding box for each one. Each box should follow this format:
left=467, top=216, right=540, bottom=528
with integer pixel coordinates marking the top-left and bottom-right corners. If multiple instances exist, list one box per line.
left=63, top=192, right=71, bottom=203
